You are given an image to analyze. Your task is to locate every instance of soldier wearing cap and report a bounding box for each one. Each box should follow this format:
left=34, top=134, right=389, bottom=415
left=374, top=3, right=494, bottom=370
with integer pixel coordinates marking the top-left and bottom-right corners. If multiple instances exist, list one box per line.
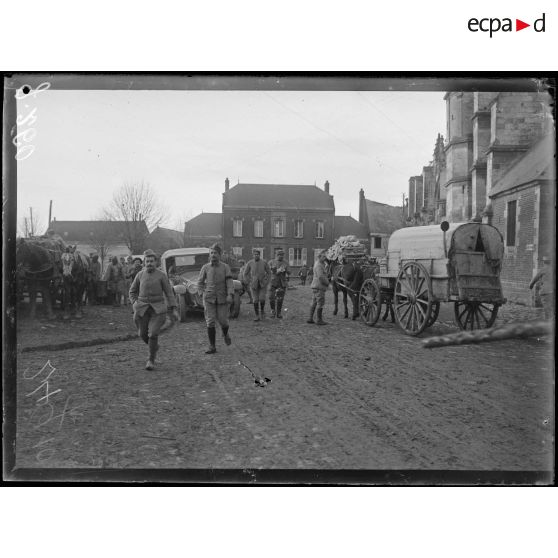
left=268, top=249, right=291, bottom=319
left=242, top=248, right=271, bottom=321
left=197, top=243, right=234, bottom=354
left=530, top=255, right=554, bottom=320
left=129, top=249, right=179, bottom=370
left=308, top=250, right=330, bottom=325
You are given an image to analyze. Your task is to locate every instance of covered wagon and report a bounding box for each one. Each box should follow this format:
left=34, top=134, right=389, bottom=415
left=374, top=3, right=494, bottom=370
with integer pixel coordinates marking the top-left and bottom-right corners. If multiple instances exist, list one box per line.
left=358, top=221, right=506, bottom=335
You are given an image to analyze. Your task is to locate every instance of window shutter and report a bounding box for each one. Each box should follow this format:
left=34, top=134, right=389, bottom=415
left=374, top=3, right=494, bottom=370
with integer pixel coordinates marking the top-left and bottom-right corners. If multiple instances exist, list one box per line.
left=302, top=248, right=307, bottom=265
left=288, top=248, right=294, bottom=267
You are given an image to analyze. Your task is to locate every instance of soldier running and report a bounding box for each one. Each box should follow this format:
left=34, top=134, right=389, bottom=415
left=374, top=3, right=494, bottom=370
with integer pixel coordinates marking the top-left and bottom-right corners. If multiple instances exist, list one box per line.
left=197, top=243, right=234, bottom=354
left=268, top=249, right=290, bottom=319
left=242, top=249, right=271, bottom=321
left=129, top=249, right=179, bottom=370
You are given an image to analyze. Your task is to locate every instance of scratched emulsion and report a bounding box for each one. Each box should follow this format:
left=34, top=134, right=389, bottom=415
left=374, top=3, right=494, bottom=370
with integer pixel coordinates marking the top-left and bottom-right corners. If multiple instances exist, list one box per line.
left=14, top=284, right=554, bottom=471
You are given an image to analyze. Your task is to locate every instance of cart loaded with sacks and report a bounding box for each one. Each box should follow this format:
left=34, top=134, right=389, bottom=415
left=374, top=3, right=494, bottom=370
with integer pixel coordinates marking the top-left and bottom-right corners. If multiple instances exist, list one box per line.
left=358, top=221, right=507, bottom=336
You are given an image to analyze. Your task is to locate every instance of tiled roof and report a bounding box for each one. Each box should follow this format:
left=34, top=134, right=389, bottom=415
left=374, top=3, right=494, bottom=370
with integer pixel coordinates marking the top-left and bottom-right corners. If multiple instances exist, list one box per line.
left=365, top=200, right=404, bottom=235
left=49, top=220, right=148, bottom=241
left=184, top=213, right=222, bottom=237
left=223, top=183, right=335, bottom=210
left=490, top=134, right=555, bottom=197
left=334, top=216, right=369, bottom=239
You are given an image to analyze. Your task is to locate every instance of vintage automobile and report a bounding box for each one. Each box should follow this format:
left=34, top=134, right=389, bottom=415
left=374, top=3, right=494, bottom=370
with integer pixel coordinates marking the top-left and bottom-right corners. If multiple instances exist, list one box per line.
left=160, top=247, right=243, bottom=322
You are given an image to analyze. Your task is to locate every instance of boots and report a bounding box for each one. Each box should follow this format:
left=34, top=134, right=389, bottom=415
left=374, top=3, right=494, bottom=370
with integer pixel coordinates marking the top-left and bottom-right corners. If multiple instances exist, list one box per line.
left=253, top=303, right=260, bottom=321
left=276, top=300, right=283, bottom=319
left=205, top=327, right=217, bottom=354
left=316, top=308, right=327, bottom=325
left=146, top=336, right=158, bottom=370
left=270, top=300, right=276, bottom=318
left=307, top=302, right=317, bottom=324
left=222, top=325, right=232, bottom=346
left=260, top=301, right=266, bottom=320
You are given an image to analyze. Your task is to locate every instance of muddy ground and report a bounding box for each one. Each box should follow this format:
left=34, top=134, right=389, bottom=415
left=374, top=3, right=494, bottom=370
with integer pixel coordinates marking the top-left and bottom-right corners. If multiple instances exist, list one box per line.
left=10, top=284, right=554, bottom=479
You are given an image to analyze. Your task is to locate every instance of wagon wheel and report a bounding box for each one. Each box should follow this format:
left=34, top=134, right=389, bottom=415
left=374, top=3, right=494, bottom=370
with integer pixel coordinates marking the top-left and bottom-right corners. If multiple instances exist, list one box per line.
left=427, top=302, right=440, bottom=327
left=454, top=301, right=499, bottom=330
left=393, top=261, right=433, bottom=336
left=359, top=278, right=381, bottom=327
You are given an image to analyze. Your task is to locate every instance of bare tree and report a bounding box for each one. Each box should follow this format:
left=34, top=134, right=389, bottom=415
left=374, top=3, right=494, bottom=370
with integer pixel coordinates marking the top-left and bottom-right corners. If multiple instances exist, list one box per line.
left=103, top=181, right=169, bottom=253
left=18, top=207, right=45, bottom=238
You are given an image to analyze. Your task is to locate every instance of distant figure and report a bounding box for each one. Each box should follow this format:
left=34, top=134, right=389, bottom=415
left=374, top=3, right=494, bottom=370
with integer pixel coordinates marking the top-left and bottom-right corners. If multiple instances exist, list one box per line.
left=530, top=256, right=554, bottom=321
left=298, top=264, right=309, bottom=286
left=308, top=250, right=330, bottom=325
left=105, top=256, right=125, bottom=306
left=242, top=249, right=271, bottom=321
left=238, top=260, right=253, bottom=304
left=87, top=254, right=101, bottom=304
left=268, top=249, right=290, bottom=319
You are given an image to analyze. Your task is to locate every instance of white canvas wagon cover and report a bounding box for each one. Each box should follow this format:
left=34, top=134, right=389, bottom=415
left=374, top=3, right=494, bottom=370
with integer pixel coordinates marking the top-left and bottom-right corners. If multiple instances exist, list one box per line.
left=387, top=222, right=504, bottom=267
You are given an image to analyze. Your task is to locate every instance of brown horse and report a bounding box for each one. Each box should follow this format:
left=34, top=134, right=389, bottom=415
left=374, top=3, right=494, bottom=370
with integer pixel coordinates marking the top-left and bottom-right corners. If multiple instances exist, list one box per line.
left=16, top=238, right=61, bottom=319
left=327, top=258, right=379, bottom=320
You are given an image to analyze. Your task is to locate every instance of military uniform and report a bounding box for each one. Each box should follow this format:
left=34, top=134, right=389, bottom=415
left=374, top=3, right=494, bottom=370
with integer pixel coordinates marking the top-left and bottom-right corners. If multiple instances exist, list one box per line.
left=308, top=258, right=330, bottom=325
left=243, top=255, right=271, bottom=320
left=129, top=261, right=177, bottom=369
left=268, top=253, right=290, bottom=318
left=197, top=251, right=234, bottom=353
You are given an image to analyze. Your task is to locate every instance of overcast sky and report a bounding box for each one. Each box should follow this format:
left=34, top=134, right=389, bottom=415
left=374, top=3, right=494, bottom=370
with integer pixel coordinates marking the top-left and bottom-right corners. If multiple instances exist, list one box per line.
left=17, top=88, right=446, bottom=233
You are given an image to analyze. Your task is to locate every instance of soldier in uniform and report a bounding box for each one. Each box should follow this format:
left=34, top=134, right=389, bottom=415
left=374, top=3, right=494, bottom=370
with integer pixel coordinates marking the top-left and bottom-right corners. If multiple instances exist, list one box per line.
left=268, top=249, right=290, bottom=319
left=308, top=250, right=330, bottom=325
left=530, top=255, right=555, bottom=321
left=197, top=243, right=234, bottom=354
left=242, top=249, right=271, bottom=321
left=129, top=249, right=178, bottom=370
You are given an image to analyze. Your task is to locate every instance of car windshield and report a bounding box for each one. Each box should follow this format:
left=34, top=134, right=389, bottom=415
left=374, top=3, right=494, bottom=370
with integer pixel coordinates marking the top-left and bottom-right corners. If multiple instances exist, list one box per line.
left=168, top=253, right=209, bottom=279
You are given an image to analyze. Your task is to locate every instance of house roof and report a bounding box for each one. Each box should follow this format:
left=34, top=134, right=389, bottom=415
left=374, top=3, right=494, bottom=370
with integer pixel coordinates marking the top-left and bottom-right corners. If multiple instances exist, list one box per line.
left=145, top=226, right=184, bottom=252
left=223, top=183, right=335, bottom=210
left=334, top=216, right=369, bottom=239
left=490, top=134, right=556, bottom=197
left=49, top=220, right=148, bottom=242
left=184, top=212, right=222, bottom=237
left=365, top=200, right=404, bottom=235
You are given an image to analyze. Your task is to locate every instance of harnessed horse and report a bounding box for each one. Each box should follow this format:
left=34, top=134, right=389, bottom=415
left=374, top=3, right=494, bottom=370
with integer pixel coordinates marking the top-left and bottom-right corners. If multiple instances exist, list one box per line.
left=16, top=238, right=62, bottom=319
left=326, top=257, right=383, bottom=321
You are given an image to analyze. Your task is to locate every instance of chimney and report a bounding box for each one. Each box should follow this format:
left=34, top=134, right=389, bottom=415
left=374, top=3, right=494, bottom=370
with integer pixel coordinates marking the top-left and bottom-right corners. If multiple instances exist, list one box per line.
left=225, top=177, right=230, bottom=192
left=324, top=180, right=330, bottom=194
left=358, top=188, right=366, bottom=224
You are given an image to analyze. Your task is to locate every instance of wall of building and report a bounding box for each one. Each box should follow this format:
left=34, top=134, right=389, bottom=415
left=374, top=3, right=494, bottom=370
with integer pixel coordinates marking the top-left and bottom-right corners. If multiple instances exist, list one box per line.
left=491, top=186, right=539, bottom=304
left=222, top=208, right=335, bottom=266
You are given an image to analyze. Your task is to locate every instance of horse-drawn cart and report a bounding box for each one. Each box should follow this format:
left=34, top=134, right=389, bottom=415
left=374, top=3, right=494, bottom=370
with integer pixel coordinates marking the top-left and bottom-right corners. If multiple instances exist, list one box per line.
left=358, top=221, right=507, bottom=336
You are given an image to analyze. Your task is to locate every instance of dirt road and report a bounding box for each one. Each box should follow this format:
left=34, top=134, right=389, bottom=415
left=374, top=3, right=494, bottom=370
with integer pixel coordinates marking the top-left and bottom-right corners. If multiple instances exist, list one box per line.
left=11, top=285, right=554, bottom=477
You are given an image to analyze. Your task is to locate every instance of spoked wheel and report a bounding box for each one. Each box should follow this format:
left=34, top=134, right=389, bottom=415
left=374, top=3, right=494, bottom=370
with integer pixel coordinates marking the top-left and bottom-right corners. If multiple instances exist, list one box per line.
left=454, top=301, right=499, bottom=330
left=359, top=278, right=381, bottom=327
left=427, top=302, right=440, bottom=327
left=393, top=261, right=433, bottom=336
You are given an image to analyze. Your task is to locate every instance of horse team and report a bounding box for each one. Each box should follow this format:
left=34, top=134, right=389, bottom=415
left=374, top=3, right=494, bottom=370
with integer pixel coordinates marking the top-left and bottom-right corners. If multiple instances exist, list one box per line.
left=16, top=237, right=90, bottom=320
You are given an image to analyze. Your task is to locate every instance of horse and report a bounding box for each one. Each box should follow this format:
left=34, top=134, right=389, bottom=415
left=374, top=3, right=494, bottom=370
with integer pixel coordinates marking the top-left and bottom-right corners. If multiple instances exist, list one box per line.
left=15, top=238, right=62, bottom=319
left=61, top=250, right=90, bottom=319
left=326, top=257, right=378, bottom=320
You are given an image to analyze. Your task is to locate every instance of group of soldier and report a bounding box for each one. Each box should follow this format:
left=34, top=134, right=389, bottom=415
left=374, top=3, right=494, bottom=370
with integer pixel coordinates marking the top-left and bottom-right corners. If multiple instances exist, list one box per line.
left=127, top=243, right=332, bottom=370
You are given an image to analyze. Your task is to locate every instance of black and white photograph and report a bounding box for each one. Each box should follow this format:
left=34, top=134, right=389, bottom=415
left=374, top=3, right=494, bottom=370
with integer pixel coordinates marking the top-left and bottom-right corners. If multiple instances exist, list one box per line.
left=3, top=74, right=555, bottom=484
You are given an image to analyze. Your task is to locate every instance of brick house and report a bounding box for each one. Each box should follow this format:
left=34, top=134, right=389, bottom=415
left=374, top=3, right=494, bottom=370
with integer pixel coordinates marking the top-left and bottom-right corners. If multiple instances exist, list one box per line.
left=487, top=134, right=555, bottom=304
left=183, top=212, right=222, bottom=248
left=222, top=178, right=335, bottom=268
left=358, top=189, right=405, bottom=257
